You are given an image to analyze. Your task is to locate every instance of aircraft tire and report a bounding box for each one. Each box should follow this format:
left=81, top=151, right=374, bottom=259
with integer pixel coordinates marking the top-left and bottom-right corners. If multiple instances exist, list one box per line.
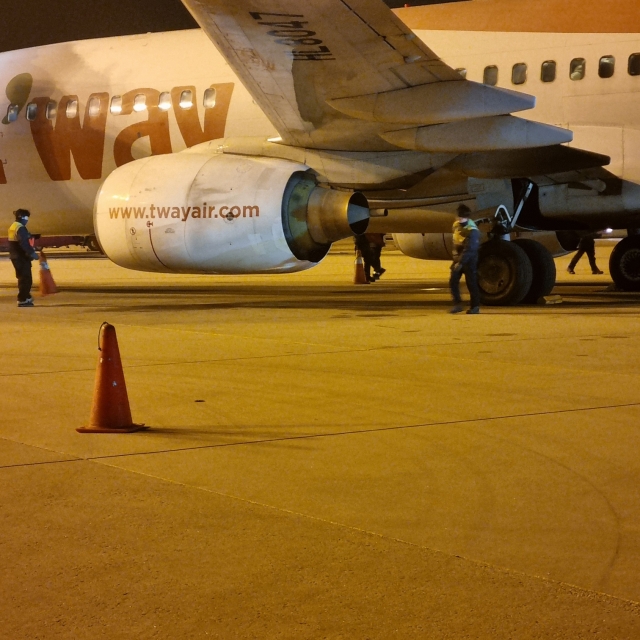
left=513, top=238, right=556, bottom=303
left=478, top=240, right=533, bottom=306
left=610, top=235, right=640, bottom=291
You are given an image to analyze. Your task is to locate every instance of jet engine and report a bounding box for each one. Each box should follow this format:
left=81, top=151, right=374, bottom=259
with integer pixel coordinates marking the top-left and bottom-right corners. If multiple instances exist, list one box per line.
left=94, top=153, right=369, bottom=273
left=392, top=233, right=454, bottom=261
left=393, top=230, right=571, bottom=261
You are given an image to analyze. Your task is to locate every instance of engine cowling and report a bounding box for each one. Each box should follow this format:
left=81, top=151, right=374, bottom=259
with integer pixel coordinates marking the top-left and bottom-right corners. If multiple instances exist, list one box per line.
left=393, top=230, right=571, bottom=260
left=392, top=233, right=454, bottom=261
left=512, top=231, right=573, bottom=257
left=94, top=153, right=369, bottom=273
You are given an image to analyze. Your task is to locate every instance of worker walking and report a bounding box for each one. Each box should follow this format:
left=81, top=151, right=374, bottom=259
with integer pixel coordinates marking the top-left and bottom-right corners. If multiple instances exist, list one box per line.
left=8, top=208, right=39, bottom=307
left=354, top=234, right=375, bottom=282
left=567, top=232, right=604, bottom=274
left=366, top=233, right=387, bottom=281
left=449, top=204, right=481, bottom=314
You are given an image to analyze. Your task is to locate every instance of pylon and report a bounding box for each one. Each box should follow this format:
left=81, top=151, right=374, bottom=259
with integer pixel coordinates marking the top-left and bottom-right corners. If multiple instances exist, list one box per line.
left=353, top=250, right=369, bottom=284
left=77, top=323, right=147, bottom=433
left=38, top=251, right=58, bottom=296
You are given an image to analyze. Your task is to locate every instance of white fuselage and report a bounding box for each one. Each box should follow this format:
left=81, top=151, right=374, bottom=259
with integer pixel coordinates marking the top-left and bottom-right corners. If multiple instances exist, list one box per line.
left=1, top=27, right=640, bottom=236
left=419, top=29, right=640, bottom=183
left=0, top=31, right=275, bottom=236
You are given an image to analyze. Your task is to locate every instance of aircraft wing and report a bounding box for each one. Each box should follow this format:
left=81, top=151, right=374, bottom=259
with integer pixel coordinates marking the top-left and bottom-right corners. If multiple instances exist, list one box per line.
left=181, top=0, right=572, bottom=153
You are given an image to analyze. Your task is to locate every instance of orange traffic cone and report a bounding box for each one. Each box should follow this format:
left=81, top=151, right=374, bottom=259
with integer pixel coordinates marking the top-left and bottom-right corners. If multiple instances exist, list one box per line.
left=77, top=323, right=147, bottom=433
left=38, top=251, right=58, bottom=296
left=354, top=250, right=369, bottom=284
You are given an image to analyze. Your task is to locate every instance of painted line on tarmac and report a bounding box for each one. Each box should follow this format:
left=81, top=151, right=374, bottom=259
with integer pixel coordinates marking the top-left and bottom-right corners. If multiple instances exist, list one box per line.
left=2, top=329, right=634, bottom=378
left=92, top=443, right=640, bottom=610
left=83, top=400, right=640, bottom=461
left=0, top=457, right=82, bottom=469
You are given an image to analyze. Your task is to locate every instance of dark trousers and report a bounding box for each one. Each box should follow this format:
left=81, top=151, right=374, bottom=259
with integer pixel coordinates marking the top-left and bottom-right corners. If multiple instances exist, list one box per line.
left=568, top=244, right=598, bottom=271
left=450, top=259, right=480, bottom=308
left=11, top=256, right=33, bottom=302
left=370, top=246, right=382, bottom=274
left=356, top=245, right=374, bottom=280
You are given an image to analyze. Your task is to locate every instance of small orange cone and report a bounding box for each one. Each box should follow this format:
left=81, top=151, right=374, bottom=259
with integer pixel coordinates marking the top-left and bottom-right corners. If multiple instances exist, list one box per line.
left=77, top=323, right=147, bottom=433
left=354, top=250, right=369, bottom=284
left=38, top=251, right=58, bottom=296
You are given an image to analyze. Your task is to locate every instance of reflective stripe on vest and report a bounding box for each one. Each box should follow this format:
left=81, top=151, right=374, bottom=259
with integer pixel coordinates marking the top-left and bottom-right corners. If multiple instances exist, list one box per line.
left=8, top=221, right=23, bottom=242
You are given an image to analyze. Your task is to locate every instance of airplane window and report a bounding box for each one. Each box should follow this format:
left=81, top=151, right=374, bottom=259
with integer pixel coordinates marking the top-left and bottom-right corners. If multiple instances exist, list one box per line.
left=483, top=65, right=498, bottom=86
left=629, top=53, right=640, bottom=76
left=46, top=101, right=57, bottom=120
left=88, top=97, right=101, bottom=117
left=541, top=60, right=556, bottom=82
left=179, top=90, right=193, bottom=109
left=203, top=88, right=217, bottom=109
left=26, top=103, right=38, bottom=121
left=110, top=96, right=122, bottom=114
left=6, top=104, right=19, bottom=123
left=599, top=55, right=615, bottom=78
left=512, top=63, right=527, bottom=85
left=570, top=58, right=586, bottom=80
left=158, top=92, right=171, bottom=111
left=133, top=94, right=147, bottom=112
left=66, top=100, right=78, bottom=118
left=455, top=68, right=467, bottom=79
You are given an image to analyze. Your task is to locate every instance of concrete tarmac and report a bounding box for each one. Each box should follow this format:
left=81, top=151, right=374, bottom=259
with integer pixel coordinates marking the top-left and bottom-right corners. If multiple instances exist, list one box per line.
left=2, top=245, right=640, bottom=638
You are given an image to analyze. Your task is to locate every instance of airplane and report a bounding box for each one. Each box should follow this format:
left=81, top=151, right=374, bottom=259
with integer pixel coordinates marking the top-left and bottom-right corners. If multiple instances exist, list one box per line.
left=1, top=0, right=640, bottom=305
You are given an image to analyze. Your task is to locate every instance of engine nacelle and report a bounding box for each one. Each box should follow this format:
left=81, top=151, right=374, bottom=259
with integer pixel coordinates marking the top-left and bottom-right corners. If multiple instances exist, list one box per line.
left=392, top=233, right=454, bottom=261
left=394, top=230, right=571, bottom=260
left=512, top=231, right=573, bottom=257
left=95, top=153, right=369, bottom=273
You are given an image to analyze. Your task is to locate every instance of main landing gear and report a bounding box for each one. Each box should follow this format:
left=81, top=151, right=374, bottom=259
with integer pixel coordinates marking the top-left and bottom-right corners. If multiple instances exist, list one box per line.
left=476, top=193, right=556, bottom=306
left=477, top=238, right=556, bottom=306
left=609, top=234, right=640, bottom=291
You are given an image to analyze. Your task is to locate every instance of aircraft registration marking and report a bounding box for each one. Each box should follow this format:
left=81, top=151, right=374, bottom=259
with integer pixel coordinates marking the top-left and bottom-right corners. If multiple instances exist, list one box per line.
left=249, top=12, right=336, bottom=61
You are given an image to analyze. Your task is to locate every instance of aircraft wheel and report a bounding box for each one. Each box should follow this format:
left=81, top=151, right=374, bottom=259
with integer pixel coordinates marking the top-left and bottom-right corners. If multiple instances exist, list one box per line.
left=478, top=240, right=533, bottom=306
left=610, top=235, right=640, bottom=291
left=513, top=238, right=556, bottom=303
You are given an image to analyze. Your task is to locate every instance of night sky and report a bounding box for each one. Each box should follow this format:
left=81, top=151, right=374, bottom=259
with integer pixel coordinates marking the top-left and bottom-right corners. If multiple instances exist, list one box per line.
left=0, top=0, right=465, bottom=54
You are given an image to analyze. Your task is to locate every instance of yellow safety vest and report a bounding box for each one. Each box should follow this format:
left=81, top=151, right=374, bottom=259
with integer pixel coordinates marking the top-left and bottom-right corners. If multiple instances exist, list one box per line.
left=8, top=221, right=23, bottom=241
left=452, top=219, right=478, bottom=247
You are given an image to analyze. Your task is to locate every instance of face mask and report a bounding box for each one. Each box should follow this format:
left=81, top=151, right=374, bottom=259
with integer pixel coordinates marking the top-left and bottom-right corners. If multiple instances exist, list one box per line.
left=20, top=217, right=29, bottom=224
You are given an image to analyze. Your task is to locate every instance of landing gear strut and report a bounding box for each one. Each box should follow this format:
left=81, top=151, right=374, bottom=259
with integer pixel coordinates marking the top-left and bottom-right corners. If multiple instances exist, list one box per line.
left=476, top=184, right=556, bottom=305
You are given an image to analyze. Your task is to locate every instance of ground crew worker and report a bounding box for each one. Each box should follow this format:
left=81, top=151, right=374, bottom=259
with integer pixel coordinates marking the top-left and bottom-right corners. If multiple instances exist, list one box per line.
left=8, top=208, right=38, bottom=307
left=450, top=204, right=481, bottom=314
left=366, top=233, right=386, bottom=281
left=354, top=234, right=375, bottom=282
left=567, top=232, right=604, bottom=275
